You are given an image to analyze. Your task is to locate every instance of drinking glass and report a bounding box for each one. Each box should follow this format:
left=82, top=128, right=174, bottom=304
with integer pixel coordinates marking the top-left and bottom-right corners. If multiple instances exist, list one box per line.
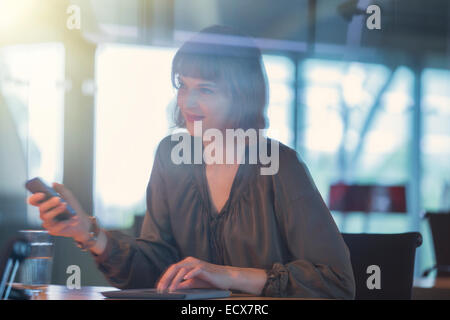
left=17, top=230, right=54, bottom=291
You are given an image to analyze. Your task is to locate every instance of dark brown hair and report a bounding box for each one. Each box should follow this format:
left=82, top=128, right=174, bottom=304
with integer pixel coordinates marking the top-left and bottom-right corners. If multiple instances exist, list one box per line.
left=171, top=25, right=268, bottom=130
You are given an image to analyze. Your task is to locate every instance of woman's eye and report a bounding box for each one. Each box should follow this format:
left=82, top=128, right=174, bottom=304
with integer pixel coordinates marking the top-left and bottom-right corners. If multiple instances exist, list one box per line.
left=200, top=88, right=214, bottom=95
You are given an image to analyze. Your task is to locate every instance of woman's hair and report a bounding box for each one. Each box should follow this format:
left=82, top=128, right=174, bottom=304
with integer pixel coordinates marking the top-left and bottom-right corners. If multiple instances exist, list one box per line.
left=171, top=25, right=268, bottom=130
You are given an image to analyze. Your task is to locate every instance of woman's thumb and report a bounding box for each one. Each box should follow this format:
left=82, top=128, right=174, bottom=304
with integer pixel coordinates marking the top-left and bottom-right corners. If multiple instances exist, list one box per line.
left=52, top=182, right=74, bottom=204
left=52, top=182, right=83, bottom=213
left=52, top=182, right=67, bottom=196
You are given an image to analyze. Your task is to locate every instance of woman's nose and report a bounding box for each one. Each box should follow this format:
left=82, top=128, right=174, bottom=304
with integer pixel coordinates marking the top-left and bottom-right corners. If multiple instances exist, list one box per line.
left=184, top=91, right=200, bottom=110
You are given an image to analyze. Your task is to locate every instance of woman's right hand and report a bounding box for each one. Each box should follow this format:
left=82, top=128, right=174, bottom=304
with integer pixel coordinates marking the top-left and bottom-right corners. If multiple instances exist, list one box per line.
left=27, top=182, right=94, bottom=245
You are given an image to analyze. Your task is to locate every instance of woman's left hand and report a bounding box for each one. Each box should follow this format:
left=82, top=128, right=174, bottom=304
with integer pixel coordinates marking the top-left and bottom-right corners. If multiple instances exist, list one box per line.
left=156, top=256, right=236, bottom=292
left=156, top=257, right=268, bottom=295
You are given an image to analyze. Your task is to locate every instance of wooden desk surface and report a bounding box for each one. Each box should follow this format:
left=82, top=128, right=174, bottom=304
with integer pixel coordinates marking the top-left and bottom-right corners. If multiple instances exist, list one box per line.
left=14, top=285, right=308, bottom=300
left=18, top=280, right=450, bottom=300
left=414, top=277, right=450, bottom=289
left=412, top=277, right=450, bottom=300
left=14, top=284, right=116, bottom=300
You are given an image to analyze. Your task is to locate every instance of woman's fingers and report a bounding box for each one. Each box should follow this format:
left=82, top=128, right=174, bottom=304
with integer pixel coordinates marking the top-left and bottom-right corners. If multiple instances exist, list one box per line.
left=156, top=257, right=233, bottom=292
left=166, top=266, right=211, bottom=291
left=176, top=277, right=213, bottom=290
left=168, top=267, right=189, bottom=292
left=157, top=257, right=199, bottom=292
left=53, top=183, right=84, bottom=214
left=184, top=266, right=218, bottom=288
left=174, top=278, right=195, bottom=290
left=157, top=264, right=181, bottom=292
left=43, top=218, right=74, bottom=236
left=183, top=266, right=203, bottom=281
left=28, top=193, right=46, bottom=206
left=40, top=202, right=67, bottom=221
left=38, top=196, right=61, bottom=214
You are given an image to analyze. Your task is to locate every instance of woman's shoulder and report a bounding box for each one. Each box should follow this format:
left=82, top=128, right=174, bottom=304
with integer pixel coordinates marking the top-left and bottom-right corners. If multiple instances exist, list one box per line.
left=266, top=138, right=305, bottom=171
left=154, top=132, right=196, bottom=172
left=268, top=138, right=318, bottom=199
left=156, top=134, right=177, bottom=156
left=156, top=132, right=190, bottom=156
left=276, top=140, right=302, bottom=164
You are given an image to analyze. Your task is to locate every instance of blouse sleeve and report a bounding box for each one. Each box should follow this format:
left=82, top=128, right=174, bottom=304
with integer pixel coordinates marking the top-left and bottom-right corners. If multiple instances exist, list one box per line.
left=92, top=138, right=180, bottom=289
left=262, top=147, right=355, bottom=299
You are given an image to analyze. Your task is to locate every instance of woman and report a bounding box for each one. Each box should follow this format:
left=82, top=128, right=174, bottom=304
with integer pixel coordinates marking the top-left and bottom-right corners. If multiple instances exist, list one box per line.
left=28, top=25, right=355, bottom=298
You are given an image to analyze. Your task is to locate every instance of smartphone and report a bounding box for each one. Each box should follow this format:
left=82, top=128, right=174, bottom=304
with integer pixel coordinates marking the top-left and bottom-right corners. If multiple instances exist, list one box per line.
left=25, top=177, right=77, bottom=221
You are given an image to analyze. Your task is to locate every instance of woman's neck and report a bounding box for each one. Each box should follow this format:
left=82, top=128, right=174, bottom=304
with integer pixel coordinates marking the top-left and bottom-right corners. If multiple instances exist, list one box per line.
left=202, top=133, right=246, bottom=166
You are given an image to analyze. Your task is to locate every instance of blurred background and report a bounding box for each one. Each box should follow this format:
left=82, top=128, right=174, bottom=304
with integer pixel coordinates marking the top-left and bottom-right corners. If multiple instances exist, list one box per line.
left=0, top=0, right=449, bottom=287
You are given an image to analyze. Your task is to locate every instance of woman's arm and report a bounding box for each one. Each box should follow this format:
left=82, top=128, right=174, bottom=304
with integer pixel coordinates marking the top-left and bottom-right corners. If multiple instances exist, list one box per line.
left=29, top=137, right=179, bottom=290
left=229, top=266, right=267, bottom=295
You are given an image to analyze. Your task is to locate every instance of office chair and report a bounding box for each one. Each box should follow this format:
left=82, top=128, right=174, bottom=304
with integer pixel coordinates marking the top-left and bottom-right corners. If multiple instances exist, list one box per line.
left=342, top=232, right=422, bottom=299
left=422, top=212, right=450, bottom=278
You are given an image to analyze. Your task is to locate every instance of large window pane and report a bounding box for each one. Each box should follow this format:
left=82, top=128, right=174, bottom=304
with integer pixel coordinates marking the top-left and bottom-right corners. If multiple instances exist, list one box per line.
left=420, top=68, right=450, bottom=277
left=299, top=58, right=450, bottom=276
left=422, top=68, right=450, bottom=212
left=263, top=55, right=295, bottom=148
left=94, top=45, right=176, bottom=228
left=0, top=43, right=65, bottom=225
left=300, top=59, right=412, bottom=234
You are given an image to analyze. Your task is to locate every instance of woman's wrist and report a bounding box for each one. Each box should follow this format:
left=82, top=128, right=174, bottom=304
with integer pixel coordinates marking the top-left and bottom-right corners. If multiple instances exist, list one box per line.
left=75, top=216, right=101, bottom=251
left=88, top=228, right=108, bottom=256
left=228, top=266, right=268, bottom=296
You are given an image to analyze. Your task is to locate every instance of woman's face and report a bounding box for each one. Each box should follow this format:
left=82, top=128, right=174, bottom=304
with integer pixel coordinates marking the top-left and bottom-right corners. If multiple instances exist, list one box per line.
left=177, top=75, right=232, bottom=136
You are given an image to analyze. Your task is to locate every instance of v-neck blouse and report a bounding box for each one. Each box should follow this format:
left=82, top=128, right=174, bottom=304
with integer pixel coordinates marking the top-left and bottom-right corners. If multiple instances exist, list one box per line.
left=93, top=134, right=356, bottom=298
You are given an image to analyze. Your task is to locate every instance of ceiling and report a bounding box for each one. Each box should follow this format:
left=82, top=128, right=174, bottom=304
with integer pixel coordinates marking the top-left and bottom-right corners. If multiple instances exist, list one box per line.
left=0, top=0, right=448, bottom=65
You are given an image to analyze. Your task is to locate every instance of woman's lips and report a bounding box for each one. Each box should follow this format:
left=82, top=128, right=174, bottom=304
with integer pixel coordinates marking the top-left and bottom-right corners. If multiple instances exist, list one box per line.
left=185, top=113, right=205, bottom=122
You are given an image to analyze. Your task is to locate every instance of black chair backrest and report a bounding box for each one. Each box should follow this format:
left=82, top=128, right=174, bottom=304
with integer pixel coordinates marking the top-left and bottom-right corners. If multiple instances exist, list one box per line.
left=342, top=232, right=422, bottom=300
left=425, top=212, right=450, bottom=277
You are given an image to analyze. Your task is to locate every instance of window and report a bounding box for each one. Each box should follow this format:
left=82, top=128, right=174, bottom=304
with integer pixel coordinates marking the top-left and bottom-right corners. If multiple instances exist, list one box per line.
left=299, top=58, right=450, bottom=276
left=420, top=68, right=450, bottom=274
left=94, top=44, right=176, bottom=228
left=263, top=55, right=295, bottom=148
left=299, top=59, right=413, bottom=234
left=422, top=68, right=450, bottom=212
left=0, top=43, right=65, bottom=225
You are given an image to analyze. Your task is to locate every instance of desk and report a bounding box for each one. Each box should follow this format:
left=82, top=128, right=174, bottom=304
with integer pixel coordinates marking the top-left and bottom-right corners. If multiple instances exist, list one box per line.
left=13, top=284, right=308, bottom=300
left=23, top=285, right=116, bottom=300
left=412, top=277, right=450, bottom=300
left=17, top=282, right=450, bottom=300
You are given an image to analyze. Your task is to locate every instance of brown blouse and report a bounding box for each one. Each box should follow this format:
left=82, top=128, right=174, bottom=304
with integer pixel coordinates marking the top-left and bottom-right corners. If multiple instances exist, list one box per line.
left=93, top=135, right=355, bottom=299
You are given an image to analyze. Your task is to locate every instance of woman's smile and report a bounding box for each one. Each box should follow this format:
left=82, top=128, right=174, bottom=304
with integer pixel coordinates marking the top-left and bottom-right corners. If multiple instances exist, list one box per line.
left=184, top=112, right=205, bottom=123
